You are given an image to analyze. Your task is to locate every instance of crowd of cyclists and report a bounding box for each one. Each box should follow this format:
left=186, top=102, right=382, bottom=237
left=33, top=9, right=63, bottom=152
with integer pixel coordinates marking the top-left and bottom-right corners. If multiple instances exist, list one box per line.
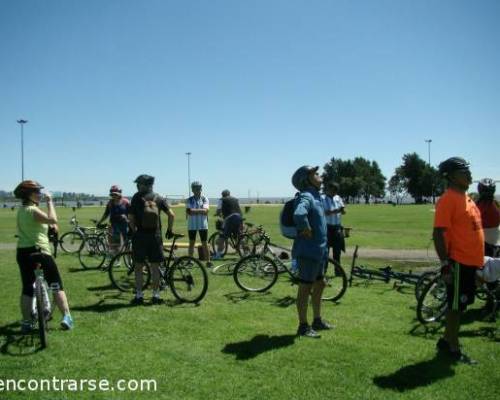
left=11, top=158, right=500, bottom=363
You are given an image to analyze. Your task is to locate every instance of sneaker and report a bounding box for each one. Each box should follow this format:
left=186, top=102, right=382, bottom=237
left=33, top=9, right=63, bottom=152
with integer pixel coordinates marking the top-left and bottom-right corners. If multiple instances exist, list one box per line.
left=436, top=338, right=451, bottom=352
left=60, top=314, right=74, bottom=330
left=130, top=296, right=144, bottom=306
left=151, top=296, right=163, bottom=305
left=449, top=350, right=478, bottom=365
left=297, top=324, right=321, bottom=338
left=21, top=321, right=34, bottom=334
left=312, top=318, right=333, bottom=331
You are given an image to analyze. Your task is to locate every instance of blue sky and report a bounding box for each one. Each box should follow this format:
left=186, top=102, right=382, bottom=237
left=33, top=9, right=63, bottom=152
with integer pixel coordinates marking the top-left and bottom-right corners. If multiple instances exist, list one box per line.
left=1, top=0, right=499, bottom=198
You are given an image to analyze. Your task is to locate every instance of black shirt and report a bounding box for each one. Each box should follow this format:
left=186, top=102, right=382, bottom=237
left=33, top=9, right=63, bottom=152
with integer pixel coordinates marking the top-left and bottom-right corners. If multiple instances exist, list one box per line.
left=129, top=191, right=170, bottom=233
left=220, top=196, right=241, bottom=219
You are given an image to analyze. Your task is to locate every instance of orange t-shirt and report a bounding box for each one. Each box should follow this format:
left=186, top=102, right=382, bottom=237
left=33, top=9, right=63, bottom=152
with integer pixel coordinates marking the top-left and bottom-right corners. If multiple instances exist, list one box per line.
left=434, top=188, right=484, bottom=267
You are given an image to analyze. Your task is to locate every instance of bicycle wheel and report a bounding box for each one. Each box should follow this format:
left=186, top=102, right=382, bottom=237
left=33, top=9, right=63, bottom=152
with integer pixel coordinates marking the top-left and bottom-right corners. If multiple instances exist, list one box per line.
left=35, top=278, right=48, bottom=349
left=235, top=233, right=257, bottom=257
left=210, top=262, right=236, bottom=276
left=322, top=259, right=348, bottom=302
left=233, top=254, right=278, bottom=292
left=416, top=275, right=448, bottom=324
left=210, top=231, right=230, bottom=257
left=169, top=256, right=208, bottom=303
left=59, top=231, right=84, bottom=253
left=78, top=235, right=107, bottom=269
left=414, top=270, right=438, bottom=301
left=108, top=251, right=151, bottom=292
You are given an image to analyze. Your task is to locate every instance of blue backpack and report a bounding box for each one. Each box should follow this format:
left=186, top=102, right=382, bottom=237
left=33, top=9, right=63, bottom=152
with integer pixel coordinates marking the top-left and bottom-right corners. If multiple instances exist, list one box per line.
left=280, top=194, right=299, bottom=239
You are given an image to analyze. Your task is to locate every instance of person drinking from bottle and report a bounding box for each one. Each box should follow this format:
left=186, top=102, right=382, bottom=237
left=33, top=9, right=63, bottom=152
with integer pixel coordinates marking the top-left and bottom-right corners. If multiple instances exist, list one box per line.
left=14, top=180, right=74, bottom=333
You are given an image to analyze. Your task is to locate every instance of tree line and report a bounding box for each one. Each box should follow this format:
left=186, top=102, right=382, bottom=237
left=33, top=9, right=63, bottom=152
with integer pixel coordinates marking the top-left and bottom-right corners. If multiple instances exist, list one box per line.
left=322, top=153, right=445, bottom=204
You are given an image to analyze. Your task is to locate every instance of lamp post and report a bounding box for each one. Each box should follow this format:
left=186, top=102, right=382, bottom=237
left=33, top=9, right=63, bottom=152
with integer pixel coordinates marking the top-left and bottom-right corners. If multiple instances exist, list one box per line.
left=185, top=152, right=191, bottom=198
left=424, top=139, right=432, bottom=165
left=17, top=119, right=28, bottom=180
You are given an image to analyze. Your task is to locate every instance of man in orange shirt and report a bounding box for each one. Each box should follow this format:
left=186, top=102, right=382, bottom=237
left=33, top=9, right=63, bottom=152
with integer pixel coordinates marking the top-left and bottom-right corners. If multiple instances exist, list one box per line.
left=433, top=157, right=484, bottom=364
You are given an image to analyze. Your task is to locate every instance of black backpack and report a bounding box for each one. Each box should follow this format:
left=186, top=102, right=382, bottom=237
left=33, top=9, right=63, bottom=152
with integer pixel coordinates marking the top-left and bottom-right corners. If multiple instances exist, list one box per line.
left=280, top=194, right=299, bottom=239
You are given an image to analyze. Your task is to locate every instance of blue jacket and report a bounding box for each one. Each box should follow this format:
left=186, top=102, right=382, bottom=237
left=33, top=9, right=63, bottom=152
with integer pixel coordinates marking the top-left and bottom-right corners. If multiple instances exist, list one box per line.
left=292, top=188, right=327, bottom=261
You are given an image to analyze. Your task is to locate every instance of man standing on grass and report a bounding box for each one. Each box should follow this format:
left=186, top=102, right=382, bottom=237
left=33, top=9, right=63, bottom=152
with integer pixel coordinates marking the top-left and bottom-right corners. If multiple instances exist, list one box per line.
left=433, top=157, right=484, bottom=364
left=322, top=181, right=346, bottom=265
left=128, top=174, right=175, bottom=305
left=186, top=181, right=211, bottom=267
left=291, top=165, right=332, bottom=338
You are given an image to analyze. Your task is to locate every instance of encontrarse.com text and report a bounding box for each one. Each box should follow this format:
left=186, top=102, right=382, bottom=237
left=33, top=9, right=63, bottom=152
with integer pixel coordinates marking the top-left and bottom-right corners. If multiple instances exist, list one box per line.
left=0, top=378, right=157, bottom=393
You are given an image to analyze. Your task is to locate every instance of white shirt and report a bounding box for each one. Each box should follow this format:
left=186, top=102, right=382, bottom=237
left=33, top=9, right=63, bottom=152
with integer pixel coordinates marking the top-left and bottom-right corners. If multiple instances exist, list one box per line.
left=186, top=195, right=209, bottom=230
left=321, top=194, right=345, bottom=226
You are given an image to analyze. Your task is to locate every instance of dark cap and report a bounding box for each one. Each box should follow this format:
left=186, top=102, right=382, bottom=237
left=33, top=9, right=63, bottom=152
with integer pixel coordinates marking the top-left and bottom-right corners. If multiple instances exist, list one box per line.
left=134, top=174, right=155, bottom=185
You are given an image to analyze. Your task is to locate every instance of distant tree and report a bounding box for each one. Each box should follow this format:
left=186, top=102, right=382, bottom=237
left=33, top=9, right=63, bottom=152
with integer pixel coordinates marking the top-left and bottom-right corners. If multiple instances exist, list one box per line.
left=387, top=172, right=408, bottom=204
left=323, top=157, right=386, bottom=203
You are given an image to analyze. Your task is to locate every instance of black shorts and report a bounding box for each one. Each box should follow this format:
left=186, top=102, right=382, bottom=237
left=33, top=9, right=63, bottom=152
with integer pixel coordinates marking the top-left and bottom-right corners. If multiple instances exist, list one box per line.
left=445, top=261, right=477, bottom=312
left=132, top=232, right=164, bottom=263
left=16, top=247, right=64, bottom=297
left=188, top=230, right=208, bottom=242
left=222, top=214, right=242, bottom=239
left=327, top=225, right=345, bottom=252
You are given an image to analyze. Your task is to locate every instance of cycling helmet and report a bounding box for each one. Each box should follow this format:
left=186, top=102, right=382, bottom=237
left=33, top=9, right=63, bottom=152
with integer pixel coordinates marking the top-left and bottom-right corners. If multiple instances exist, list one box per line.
left=14, top=180, right=44, bottom=199
left=292, top=165, right=319, bottom=191
left=191, top=181, right=202, bottom=189
left=109, top=185, right=122, bottom=194
left=438, top=157, right=470, bottom=178
left=478, top=178, right=496, bottom=195
left=134, top=174, right=155, bottom=185
left=221, top=189, right=230, bottom=197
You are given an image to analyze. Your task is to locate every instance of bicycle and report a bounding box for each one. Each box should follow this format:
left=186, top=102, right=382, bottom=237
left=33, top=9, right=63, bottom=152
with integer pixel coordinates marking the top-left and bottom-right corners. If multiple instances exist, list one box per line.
left=208, top=219, right=258, bottom=258
left=33, top=263, right=51, bottom=349
left=232, top=235, right=348, bottom=302
left=108, top=233, right=209, bottom=303
left=416, top=272, right=499, bottom=324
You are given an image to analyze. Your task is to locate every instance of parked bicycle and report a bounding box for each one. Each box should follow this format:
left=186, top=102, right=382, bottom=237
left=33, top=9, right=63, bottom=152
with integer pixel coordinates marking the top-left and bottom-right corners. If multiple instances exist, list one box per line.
left=232, top=235, right=348, bottom=302
left=108, top=233, right=208, bottom=304
left=208, top=219, right=259, bottom=258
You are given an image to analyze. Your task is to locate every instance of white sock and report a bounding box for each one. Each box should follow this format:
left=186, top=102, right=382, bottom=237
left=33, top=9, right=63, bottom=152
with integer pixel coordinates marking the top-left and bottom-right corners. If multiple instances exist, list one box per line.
left=153, top=289, right=161, bottom=298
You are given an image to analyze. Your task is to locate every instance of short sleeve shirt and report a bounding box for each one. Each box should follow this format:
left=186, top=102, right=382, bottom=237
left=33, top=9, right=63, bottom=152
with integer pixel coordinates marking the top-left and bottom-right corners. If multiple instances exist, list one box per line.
left=16, top=206, right=51, bottom=255
left=321, top=194, right=344, bottom=226
left=106, top=198, right=130, bottom=224
left=186, top=195, right=209, bottom=231
left=434, top=189, right=484, bottom=267
left=129, top=191, right=170, bottom=233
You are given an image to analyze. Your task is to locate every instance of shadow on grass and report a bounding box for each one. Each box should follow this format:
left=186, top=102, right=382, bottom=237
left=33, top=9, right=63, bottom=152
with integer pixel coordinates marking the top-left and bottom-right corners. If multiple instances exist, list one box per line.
left=224, top=291, right=272, bottom=304
left=372, top=353, right=455, bottom=392
left=86, top=283, right=116, bottom=292
left=0, top=322, right=42, bottom=356
left=222, top=334, right=296, bottom=360
left=71, top=295, right=196, bottom=313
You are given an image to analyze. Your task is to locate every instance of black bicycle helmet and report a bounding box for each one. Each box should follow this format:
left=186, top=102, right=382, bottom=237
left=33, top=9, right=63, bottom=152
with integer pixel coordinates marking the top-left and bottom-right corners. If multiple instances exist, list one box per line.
left=437, top=157, right=470, bottom=178
left=134, top=174, right=155, bottom=185
left=478, top=178, right=496, bottom=195
left=13, top=180, right=44, bottom=199
left=191, top=181, right=202, bottom=189
left=291, top=165, right=319, bottom=191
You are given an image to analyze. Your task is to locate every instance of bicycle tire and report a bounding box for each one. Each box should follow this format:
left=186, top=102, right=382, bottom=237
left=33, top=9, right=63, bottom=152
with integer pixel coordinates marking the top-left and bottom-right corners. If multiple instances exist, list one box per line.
left=35, top=278, right=48, bottom=349
left=59, top=231, right=84, bottom=253
left=322, top=259, right=348, bottom=302
left=414, top=270, right=438, bottom=301
left=210, top=262, right=236, bottom=276
left=235, top=233, right=257, bottom=257
left=208, top=232, right=228, bottom=257
left=416, top=275, right=448, bottom=324
left=78, top=235, right=107, bottom=269
left=169, top=256, right=208, bottom=303
left=233, top=254, right=278, bottom=292
left=108, top=251, right=151, bottom=292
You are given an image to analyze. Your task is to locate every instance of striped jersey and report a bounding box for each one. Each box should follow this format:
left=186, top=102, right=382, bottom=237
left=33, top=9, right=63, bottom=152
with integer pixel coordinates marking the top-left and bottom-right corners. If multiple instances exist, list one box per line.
left=186, top=195, right=209, bottom=230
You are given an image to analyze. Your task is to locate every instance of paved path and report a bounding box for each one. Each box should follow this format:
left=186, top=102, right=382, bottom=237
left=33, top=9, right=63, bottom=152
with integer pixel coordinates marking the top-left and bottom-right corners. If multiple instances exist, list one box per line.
left=0, top=242, right=437, bottom=261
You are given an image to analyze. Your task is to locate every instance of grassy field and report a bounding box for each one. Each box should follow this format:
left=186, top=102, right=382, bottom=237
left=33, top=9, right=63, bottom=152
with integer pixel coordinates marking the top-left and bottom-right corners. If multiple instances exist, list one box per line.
left=0, top=205, right=497, bottom=400
left=0, top=203, right=436, bottom=249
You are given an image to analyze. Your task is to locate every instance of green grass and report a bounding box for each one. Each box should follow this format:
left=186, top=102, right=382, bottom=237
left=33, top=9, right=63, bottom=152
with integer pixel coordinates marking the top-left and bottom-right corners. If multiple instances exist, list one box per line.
left=1, top=205, right=497, bottom=399
left=0, top=247, right=498, bottom=400
left=0, top=203, right=435, bottom=249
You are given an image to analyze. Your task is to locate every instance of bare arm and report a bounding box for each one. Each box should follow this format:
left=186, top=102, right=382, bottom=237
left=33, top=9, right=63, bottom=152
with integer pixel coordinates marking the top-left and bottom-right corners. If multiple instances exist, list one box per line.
left=433, top=227, right=448, bottom=263
left=166, top=208, right=175, bottom=232
left=33, top=194, right=58, bottom=225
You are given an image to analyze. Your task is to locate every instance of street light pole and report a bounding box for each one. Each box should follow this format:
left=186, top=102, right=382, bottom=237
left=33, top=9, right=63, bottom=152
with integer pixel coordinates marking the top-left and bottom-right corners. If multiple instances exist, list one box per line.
left=185, top=152, right=191, bottom=198
left=424, top=139, right=432, bottom=165
left=17, top=119, right=28, bottom=180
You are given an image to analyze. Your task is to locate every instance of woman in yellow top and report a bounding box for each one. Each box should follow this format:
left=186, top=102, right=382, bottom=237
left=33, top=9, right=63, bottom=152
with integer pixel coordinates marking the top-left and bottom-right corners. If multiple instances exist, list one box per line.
left=14, top=180, right=73, bottom=333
